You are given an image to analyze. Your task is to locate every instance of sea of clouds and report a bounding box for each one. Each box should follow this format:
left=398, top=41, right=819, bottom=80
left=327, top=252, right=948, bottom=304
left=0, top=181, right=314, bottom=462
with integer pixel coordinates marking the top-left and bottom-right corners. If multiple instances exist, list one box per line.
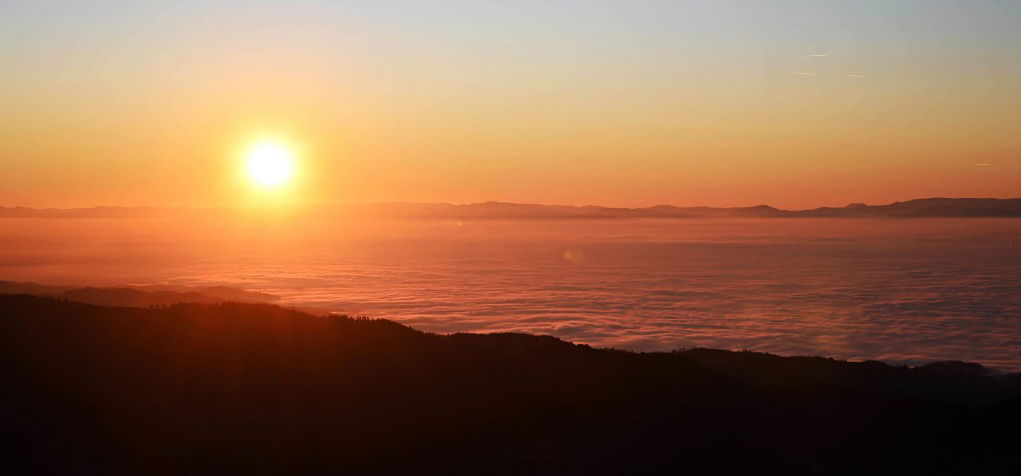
left=3, top=217, right=1020, bottom=370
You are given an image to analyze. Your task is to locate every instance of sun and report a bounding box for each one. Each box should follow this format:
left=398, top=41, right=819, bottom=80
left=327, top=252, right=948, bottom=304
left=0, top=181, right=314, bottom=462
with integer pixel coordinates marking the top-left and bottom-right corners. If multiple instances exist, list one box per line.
left=245, top=141, right=296, bottom=188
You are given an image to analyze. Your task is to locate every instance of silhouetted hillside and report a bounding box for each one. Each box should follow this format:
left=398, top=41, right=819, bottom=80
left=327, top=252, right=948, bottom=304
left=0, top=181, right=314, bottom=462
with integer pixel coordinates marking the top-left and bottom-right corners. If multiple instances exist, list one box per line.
left=793, top=198, right=1021, bottom=217
left=4, top=197, right=1021, bottom=220
left=334, top=198, right=1021, bottom=218
left=1, top=295, right=1018, bottom=475
left=0, top=280, right=278, bottom=308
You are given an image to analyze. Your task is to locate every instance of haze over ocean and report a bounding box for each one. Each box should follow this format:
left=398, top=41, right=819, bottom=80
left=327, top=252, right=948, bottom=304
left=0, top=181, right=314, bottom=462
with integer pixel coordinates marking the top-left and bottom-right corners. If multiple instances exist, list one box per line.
left=3, top=216, right=1019, bottom=370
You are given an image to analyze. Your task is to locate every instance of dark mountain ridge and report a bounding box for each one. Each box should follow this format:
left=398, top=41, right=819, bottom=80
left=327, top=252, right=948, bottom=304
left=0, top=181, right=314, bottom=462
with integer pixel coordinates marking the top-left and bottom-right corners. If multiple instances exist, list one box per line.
left=4, top=197, right=1021, bottom=219
left=0, top=280, right=278, bottom=308
left=1, top=295, right=1018, bottom=474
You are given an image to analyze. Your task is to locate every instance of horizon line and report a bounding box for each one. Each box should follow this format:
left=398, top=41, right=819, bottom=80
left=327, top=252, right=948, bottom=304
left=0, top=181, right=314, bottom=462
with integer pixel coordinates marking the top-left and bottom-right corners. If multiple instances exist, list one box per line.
left=2, top=196, right=1020, bottom=214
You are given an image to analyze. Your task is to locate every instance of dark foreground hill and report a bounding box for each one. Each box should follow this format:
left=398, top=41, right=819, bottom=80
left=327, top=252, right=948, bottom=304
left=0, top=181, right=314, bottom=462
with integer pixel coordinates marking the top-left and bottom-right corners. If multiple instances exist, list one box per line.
left=1, top=296, right=1019, bottom=475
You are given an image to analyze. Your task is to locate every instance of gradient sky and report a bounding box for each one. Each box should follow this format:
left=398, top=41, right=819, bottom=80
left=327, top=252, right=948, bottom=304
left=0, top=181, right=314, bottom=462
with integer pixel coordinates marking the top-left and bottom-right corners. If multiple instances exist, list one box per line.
left=2, top=0, right=1019, bottom=209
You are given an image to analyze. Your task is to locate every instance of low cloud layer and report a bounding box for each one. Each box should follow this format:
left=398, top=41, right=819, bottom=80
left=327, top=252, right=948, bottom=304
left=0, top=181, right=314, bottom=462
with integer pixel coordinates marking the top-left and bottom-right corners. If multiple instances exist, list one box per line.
left=3, top=218, right=1020, bottom=370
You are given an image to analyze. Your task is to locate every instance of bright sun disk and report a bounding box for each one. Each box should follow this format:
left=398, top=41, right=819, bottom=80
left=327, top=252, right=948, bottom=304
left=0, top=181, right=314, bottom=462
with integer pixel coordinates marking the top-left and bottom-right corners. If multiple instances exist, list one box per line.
left=245, top=142, right=295, bottom=188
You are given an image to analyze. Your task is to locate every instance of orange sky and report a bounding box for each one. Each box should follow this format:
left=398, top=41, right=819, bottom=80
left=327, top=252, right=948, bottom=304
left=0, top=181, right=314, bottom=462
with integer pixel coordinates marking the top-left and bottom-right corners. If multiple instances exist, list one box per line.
left=1, top=1, right=1019, bottom=209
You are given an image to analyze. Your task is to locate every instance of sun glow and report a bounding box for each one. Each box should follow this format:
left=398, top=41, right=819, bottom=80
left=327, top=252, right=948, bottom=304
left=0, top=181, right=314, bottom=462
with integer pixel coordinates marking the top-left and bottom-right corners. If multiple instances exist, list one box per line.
left=245, top=141, right=296, bottom=188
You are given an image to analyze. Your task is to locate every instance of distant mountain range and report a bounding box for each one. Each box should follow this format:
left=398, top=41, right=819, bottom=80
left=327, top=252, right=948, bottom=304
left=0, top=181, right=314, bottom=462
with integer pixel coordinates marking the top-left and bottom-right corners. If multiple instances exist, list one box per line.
left=3, top=197, right=1021, bottom=219
left=0, top=280, right=278, bottom=307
